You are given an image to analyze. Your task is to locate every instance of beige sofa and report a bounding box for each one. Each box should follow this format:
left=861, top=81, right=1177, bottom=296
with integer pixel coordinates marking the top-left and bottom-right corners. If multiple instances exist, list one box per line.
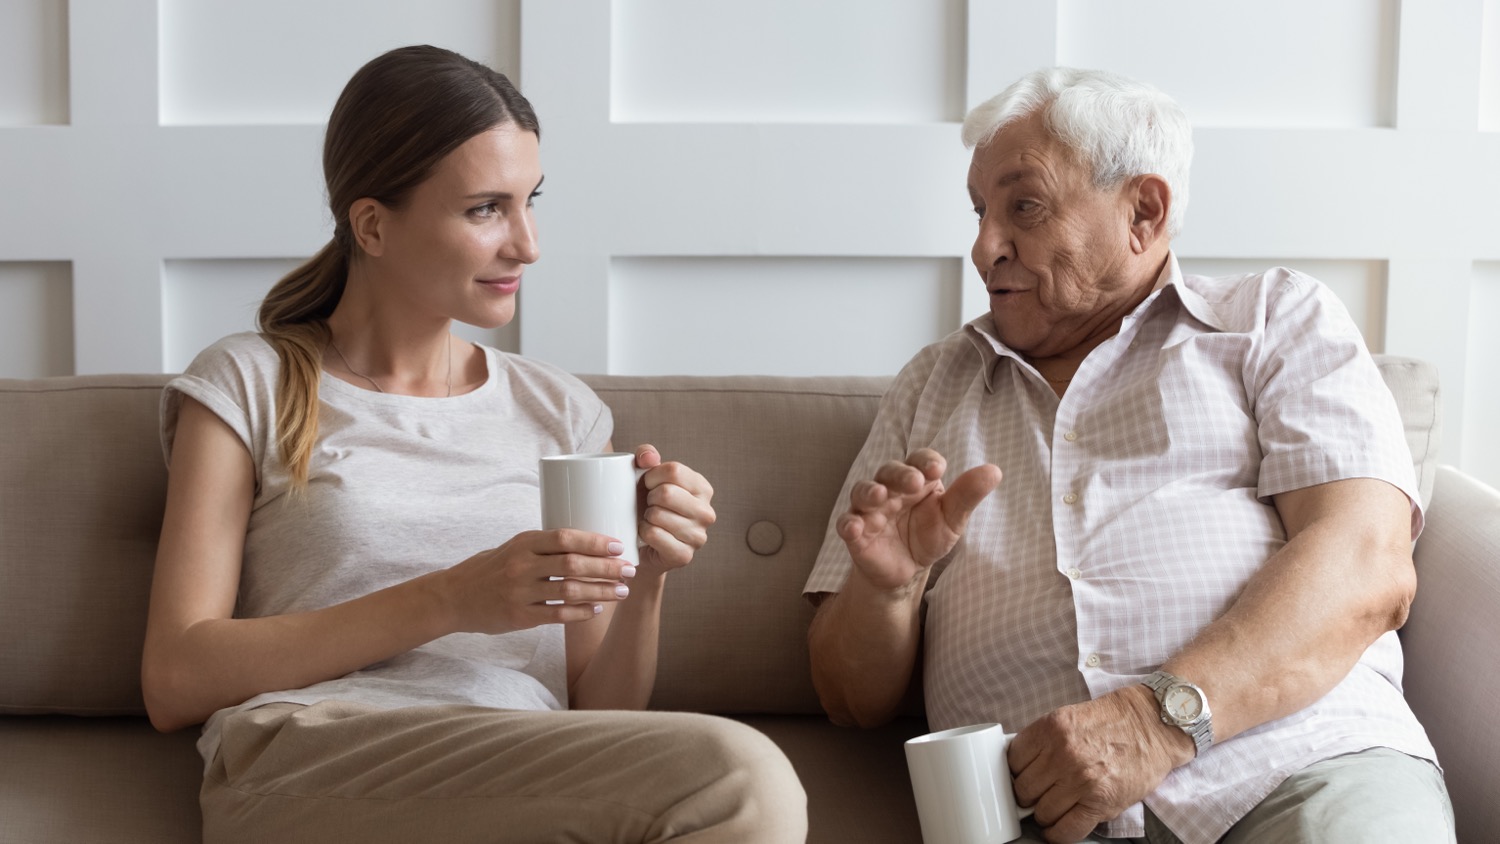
left=2, top=357, right=1497, bottom=843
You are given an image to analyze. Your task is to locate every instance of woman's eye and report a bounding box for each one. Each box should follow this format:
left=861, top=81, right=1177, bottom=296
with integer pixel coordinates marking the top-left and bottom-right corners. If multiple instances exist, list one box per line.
left=973, top=206, right=985, bottom=221
left=470, top=203, right=498, bottom=219
left=527, top=190, right=543, bottom=209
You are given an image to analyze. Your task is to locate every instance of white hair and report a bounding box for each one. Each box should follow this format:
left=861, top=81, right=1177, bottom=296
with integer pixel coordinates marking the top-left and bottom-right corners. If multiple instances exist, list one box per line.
left=962, top=67, right=1193, bottom=237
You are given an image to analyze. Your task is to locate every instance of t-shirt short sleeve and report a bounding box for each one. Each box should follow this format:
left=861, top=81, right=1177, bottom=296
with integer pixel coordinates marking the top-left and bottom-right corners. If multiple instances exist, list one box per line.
left=160, top=332, right=279, bottom=479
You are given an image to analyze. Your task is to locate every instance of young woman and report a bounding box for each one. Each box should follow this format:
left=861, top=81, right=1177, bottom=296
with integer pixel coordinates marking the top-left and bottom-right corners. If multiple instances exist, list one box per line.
left=141, top=45, right=805, bottom=843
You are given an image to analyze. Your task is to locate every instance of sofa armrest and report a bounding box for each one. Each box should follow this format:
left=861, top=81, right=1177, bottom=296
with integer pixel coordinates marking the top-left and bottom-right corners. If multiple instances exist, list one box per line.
left=1402, top=464, right=1500, bottom=844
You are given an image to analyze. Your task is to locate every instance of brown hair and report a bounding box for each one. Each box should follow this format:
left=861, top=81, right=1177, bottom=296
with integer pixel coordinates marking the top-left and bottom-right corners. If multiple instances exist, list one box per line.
left=256, top=45, right=538, bottom=489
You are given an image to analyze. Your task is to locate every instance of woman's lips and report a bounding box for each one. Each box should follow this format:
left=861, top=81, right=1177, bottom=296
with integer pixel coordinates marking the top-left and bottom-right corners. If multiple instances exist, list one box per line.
left=478, top=276, right=521, bottom=295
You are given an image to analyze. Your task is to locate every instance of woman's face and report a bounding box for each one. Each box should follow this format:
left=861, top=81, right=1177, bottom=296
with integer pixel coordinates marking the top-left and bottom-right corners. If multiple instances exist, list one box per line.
left=371, top=123, right=542, bottom=329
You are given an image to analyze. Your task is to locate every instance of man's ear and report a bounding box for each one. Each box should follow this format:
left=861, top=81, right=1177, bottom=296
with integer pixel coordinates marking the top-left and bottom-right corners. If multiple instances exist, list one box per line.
left=1128, top=174, right=1171, bottom=254
left=349, top=198, right=388, bottom=258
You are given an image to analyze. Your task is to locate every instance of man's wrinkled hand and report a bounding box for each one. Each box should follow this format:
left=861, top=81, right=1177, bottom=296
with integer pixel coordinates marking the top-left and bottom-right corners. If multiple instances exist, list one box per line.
left=1008, top=686, right=1195, bottom=843
left=835, top=448, right=1001, bottom=591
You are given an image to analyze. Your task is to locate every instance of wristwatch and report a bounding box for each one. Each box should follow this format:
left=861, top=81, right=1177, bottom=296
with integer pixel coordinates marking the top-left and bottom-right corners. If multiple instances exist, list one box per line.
left=1142, top=670, right=1213, bottom=756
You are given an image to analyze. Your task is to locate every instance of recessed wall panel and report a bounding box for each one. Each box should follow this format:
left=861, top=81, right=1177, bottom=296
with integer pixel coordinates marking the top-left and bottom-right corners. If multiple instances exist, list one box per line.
left=1178, top=258, right=1386, bottom=352
left=159, top=0, right=520, bottom=125
left=0, top=262, right=73, bottom=377
left=163, top=259, right=296, bottom=373
left=0, top=0, right=69, bottom=125
left=163, top=259, right=519, bottom=374
left=1056, top=0, right=1397, bottom=128
left=1464, top=263, right=1500, bottom=491
left=611, top=0, right=965, bottom=123
left=609, top=257, right=962, bottom=376
left=1482, top=0, right=1500, bottom=131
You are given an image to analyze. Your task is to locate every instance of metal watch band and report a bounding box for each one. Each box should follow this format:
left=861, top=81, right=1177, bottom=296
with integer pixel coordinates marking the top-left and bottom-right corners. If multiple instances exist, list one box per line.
left=1142, top=670, right=1214, bottom=756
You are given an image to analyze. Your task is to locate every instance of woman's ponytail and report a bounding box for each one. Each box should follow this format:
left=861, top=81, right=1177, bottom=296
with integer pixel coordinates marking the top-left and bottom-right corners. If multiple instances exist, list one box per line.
left=256, top=240, right=347, bottom=492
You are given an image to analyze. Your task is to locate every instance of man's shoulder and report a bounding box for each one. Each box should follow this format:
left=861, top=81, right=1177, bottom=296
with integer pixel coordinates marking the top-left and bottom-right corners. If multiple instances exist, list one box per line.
left=1177, top=267, right=1326, bottom=334
left=895, top=321, right=992, bottom=387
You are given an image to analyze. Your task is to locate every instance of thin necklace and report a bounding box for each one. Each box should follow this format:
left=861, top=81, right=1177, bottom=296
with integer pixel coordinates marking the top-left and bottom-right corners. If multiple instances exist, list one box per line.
left=328, top=337, right=452, bottom=398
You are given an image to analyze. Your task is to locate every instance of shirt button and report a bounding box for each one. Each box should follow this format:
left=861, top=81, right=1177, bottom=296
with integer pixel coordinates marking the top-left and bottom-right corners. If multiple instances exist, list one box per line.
left=1063, top=492, right=1079, bottom=505
left=1066, top=568, right=1082, bottom=580
left=1064, top=430, right=1078, bottom=442
left=1085, top=653, right=1102, bottom=668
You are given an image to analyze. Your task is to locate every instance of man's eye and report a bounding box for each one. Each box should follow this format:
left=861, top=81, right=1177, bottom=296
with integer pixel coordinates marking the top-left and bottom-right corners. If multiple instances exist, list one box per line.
left=973, top=206, right=985, bottom=221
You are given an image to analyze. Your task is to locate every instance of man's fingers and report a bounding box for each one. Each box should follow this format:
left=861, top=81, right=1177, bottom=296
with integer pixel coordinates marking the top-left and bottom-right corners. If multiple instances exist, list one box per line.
left=849, top=479, right=891, bottom=511
left=907, top=448, right=948, bottom=481
left=939, top=463, right=1002, bottom=530
left=872, top=459, right=926, bottom=495
left=835, top=512, right=866, bottom=544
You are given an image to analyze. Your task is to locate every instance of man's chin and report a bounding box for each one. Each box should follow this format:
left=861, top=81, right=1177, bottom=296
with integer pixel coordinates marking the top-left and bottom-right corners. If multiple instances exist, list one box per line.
left=987, top=312, right=1036, bottom=353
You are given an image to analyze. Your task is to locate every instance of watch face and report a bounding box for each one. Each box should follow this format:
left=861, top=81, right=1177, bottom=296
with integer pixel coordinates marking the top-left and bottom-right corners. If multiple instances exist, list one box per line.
left=1163, top=685, right=1203, bottom=722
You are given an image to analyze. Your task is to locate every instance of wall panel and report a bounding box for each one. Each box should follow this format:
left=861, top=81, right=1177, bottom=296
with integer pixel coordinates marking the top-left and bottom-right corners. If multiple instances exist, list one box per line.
left=163, top=259, right=517, bottom=374
left=1465, top=262, right=1500, bottom=488
left=608, top=256, right=962, bottom=375
left=1483, top=0, right=1500, bottom=131
left=0, top=261, right=73, bottom=378
left=1057, top=0, right=1397, bottom=128
left=611, top=0, right=965, bottom=123
left=159, top=0, right=520, bottom=125
left=0, top=0, right=69, bottom=126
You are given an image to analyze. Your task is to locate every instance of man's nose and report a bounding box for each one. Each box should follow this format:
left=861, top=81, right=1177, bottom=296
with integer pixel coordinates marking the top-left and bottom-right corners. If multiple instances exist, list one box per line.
left=972, top=217, right=1013, bottom=278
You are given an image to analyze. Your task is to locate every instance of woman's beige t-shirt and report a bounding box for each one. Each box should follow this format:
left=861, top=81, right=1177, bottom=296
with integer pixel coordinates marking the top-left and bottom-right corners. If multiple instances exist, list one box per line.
left=161, top=332, right=612, bottom=768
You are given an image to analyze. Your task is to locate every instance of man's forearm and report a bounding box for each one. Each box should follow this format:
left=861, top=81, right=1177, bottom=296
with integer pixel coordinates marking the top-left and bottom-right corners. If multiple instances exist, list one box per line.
left=807, top=568, right=930, bottom=728
left=1162, top=479, right=1416, bottom=744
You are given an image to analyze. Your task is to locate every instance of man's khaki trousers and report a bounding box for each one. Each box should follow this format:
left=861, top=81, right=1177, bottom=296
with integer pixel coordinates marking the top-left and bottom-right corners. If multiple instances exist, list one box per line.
left=201, top=701, right=808, bottom=843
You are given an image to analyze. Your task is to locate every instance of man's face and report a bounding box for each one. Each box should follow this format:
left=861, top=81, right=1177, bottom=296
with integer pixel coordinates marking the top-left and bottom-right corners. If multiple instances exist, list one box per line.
left=967, top=112, right=1142, bottom=360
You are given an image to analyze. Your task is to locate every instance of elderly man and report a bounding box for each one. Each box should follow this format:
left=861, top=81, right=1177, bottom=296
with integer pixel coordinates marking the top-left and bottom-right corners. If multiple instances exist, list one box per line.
left=804, top=68, right=1454, bottom=844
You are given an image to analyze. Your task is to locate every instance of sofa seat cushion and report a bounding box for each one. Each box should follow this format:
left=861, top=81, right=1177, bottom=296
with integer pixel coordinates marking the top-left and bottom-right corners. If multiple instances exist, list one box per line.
left=0, top=717, right=201, bottom=844
left=738, top=714, right=927, bottom=843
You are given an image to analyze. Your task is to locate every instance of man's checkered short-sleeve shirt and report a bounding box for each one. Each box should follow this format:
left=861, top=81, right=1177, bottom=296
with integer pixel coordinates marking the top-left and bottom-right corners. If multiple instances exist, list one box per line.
left=805, top=255, right=1436, bottom=844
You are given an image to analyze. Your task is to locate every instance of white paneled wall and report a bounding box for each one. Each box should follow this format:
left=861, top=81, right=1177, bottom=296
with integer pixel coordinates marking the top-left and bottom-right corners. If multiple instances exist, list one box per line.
left=608, top=257, right=963, bottom=376
left=0, top=0, right=1497, bottom=490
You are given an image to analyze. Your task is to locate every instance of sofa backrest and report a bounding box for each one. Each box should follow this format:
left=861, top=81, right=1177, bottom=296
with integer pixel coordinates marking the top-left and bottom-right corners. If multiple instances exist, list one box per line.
left=0, top=356, right=1441, bottom=718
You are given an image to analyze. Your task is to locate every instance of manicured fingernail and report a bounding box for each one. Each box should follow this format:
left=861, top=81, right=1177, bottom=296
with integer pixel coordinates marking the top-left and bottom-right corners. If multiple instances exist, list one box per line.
left=607, top=541, right=626, bottom=555
left=615, top=583, right=630, bottom=598
left=593, top=604, right=603, bottom=614
left=621, top=565, right=637, bottom=578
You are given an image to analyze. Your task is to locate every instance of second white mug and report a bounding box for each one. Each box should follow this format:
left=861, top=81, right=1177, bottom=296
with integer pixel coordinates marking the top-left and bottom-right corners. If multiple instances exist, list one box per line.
left=905, top=722, right=1034, bottom=844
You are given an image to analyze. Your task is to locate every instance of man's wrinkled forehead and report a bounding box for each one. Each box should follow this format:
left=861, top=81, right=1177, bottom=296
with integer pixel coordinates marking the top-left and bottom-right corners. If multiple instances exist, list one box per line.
left=967, top=139, right=1050, bottom=195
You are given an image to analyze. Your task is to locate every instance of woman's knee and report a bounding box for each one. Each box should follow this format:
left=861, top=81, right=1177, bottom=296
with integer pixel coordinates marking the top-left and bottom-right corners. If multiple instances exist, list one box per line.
left=648, top=714, right=807, bottom=841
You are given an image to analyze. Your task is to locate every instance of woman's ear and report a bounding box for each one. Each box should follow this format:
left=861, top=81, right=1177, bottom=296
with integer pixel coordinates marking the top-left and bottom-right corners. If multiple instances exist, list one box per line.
left=1128, top=174, right=1171, bottom=254
left=349, top=198, right=388, bottom=258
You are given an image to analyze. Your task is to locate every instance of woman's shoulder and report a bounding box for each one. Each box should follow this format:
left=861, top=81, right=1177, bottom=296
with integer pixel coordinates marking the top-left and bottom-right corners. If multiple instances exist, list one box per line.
left=182, top=332, right=280, bottom=381
left=484, top=346, right=599, bottom=404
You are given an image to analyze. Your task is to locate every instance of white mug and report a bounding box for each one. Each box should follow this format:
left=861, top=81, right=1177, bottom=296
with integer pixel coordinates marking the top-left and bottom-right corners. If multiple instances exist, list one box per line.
left=905, top=723, right=1034, bottom=844
left=538, top=453, right=646, bottom=567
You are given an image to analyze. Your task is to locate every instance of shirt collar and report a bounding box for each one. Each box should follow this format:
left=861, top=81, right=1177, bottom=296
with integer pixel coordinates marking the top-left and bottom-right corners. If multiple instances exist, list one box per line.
left=962, top=252, right=1231, bottom=393
left=1156, top=252, right=1234, bottom=333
